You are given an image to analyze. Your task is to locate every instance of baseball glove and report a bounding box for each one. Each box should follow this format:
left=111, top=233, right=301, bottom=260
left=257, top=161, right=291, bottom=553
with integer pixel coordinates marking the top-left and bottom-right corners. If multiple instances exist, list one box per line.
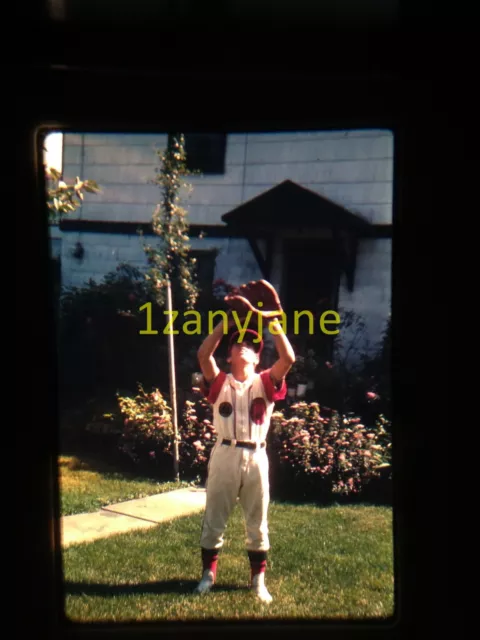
left=224, top=280, right=284, bottom=319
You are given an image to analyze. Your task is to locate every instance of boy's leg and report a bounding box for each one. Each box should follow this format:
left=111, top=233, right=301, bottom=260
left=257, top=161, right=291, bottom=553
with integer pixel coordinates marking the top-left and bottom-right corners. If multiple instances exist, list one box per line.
left=238, top=450, right=272, bottom=603
left=194, top=548, right=219, bottom=594
left=195, top=447, right=241, bottom=594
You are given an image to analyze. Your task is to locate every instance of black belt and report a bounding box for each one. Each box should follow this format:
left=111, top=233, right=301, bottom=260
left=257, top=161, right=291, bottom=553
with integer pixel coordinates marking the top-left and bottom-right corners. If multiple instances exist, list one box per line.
left=221, top=439, right=266, bottom=450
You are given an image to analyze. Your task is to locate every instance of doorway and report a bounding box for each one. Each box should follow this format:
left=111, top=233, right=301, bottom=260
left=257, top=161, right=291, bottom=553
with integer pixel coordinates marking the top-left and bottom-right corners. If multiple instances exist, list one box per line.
left=281, top=238, right=340, bottom=360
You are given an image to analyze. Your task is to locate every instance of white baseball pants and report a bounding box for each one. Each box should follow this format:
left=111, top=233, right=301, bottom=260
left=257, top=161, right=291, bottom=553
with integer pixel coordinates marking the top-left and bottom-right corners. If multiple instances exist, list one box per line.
left=199, top=442, right=270, bottom=552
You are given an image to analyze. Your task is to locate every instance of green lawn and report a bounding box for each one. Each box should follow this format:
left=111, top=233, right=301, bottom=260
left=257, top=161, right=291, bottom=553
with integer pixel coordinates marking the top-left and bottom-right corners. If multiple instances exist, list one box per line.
left=62, top=501, right=395, bottom=621
left=59, top=455, right=191, bottom=516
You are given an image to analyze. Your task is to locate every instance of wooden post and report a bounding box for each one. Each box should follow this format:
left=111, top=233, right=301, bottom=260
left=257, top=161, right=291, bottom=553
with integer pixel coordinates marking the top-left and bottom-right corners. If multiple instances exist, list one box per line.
left=166, top=279, right=180, bottom=482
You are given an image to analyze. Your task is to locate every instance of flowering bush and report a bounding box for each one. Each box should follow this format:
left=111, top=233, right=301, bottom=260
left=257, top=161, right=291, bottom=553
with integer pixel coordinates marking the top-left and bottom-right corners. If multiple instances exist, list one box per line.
left=302, top=312, right=392, bottom=422
left=116, top=385, right=216, bottom=480
left=114, top=384, right=391, bottom=500
left=179, top=391, right=216, bottom=479
left=269, top=401, right=391, bottom=498
left=116, top=384, right=174, bottom=474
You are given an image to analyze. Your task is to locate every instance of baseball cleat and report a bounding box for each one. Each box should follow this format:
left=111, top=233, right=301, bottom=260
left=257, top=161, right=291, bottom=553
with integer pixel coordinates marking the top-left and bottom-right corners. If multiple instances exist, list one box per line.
left=193, top=570, right=215, bottom=594
left=251, top=573, right=273, bottom=603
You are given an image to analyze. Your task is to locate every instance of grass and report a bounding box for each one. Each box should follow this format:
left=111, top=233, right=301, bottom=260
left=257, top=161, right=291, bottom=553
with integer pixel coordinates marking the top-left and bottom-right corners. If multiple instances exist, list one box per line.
left=59, top=454, right=191, bottom=516
left=62, top=501, right=395, bottom=622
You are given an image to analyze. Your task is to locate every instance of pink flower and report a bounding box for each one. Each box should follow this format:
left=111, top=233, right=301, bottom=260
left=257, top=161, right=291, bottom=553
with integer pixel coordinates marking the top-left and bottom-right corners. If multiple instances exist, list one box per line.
left=367, top=433, right=375, bottom=439
left=149, top=451, right=156, bottom=459
left=193, top=440, right=205, bottom=451
left=366, top=391, right=378, bottom=400
left=339, top=453, right=346, bottom=461
left=205, top=433, right=211, bottom=439
left=325, top=361, right=333, bottom=369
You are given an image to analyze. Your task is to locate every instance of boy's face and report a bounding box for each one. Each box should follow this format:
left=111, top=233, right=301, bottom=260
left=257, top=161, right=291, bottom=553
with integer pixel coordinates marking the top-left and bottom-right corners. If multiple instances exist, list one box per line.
left=230, top=340, right=260, bottom=366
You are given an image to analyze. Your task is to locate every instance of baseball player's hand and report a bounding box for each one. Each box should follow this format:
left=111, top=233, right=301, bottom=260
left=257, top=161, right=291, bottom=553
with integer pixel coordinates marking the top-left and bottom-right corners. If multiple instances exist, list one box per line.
left=225, top=280, right=284, bottom=319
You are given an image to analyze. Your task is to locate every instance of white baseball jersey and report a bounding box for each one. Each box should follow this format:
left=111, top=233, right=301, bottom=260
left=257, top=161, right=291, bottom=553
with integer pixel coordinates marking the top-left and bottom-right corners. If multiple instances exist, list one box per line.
left=202, top=368, right=286, bottom=444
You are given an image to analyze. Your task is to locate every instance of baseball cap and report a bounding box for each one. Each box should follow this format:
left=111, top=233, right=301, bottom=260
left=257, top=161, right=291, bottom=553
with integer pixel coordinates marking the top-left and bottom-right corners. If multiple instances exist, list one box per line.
left=228, top=329, right=264, bottom=355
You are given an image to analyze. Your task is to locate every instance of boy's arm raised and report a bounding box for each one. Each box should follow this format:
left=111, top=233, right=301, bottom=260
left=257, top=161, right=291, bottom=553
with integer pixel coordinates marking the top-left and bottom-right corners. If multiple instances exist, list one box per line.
left=197, top=312, right=236, bottom=383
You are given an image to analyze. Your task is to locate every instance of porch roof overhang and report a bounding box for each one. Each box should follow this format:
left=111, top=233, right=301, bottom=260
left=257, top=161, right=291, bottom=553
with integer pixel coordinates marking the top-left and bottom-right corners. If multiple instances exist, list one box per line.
left=221, top=180, right=371, bottom=291
left=221, top=179, right=371, bottom=234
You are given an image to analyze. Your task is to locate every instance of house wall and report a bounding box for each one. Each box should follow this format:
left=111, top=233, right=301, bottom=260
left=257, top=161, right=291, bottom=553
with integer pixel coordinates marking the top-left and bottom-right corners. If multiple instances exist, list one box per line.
left=337, top=238, right=391, bottom=358
left=56, top=130, right=393, bottom=357
left=62, top=130, right=393, bottom=226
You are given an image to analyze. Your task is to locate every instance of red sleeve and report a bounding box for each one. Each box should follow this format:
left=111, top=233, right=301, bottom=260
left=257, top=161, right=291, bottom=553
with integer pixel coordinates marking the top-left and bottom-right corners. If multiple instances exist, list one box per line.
left=260, top=369, right=287, bottom=402
left=200, top=371, right=227, bottom=404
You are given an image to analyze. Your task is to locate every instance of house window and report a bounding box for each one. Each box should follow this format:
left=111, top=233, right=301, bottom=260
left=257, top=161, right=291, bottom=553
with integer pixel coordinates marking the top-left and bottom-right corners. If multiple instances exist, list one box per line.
left=190, top=249, right=218, bottom=299
left=169, top=133, right=227, bottom=175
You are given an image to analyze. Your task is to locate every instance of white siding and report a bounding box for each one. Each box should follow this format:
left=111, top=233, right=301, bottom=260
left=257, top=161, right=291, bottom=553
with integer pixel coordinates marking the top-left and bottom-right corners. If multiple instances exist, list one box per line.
left=56, top=130, right=393, bottom=358
left=336, top=238, right=392, bottom=359
left=62, top=130, right=393, bottom=227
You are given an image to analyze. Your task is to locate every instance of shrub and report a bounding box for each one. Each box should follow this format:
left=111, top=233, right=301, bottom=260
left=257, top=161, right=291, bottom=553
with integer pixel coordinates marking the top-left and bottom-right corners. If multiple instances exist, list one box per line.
left=115, top=385, right=216, bottom=481
left=302, top=311, right=392, bottom=423
left=179, top=391, right=216, bottom=481
left=114, top=383, right=391, bottom=501
left=57, top=263, right=170, bottom=407
left=116, top=384, right=175, bottom=477
left=269, top=401, right=391, bottom=500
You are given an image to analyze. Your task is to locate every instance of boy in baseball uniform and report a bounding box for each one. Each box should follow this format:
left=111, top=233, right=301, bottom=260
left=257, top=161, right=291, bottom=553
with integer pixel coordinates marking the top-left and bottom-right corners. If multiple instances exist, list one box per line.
left=194, top=282, right=295, bottom=603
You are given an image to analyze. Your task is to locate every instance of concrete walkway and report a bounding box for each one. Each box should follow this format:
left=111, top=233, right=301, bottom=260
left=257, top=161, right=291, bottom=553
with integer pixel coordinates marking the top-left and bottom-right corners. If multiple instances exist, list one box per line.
left=61, top=488, right=206, bottom=547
